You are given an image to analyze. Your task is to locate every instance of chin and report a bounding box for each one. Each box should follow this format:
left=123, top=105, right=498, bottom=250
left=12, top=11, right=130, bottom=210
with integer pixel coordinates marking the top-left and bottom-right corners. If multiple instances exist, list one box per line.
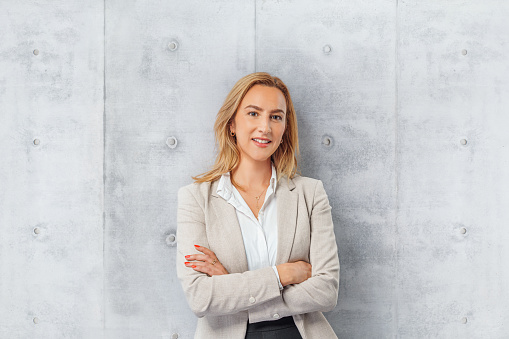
left=246, top=155, right=272, bottom=163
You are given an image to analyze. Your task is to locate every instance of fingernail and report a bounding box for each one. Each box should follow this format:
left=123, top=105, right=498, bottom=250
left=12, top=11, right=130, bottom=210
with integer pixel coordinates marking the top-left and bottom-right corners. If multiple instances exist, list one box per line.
left=185, top=255, right=190, bottom=259
left=185, top=262, right=190, bottom=265
left=194, top=245, right=200, bottom=248
left=191, top=265, right=196, bottom=268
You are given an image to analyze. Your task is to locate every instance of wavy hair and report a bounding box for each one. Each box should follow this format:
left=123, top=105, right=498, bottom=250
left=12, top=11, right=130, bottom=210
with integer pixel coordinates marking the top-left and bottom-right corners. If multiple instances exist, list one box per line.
left=191, top=72, right=301, bottom=187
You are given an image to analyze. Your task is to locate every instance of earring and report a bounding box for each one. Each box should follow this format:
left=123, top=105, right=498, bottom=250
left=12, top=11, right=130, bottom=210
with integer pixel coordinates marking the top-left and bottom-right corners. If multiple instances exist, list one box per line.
left=231, top=131, right=235, bottom=136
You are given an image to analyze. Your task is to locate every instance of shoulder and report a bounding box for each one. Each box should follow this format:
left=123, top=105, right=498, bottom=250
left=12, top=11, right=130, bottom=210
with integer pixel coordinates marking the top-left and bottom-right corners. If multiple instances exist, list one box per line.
left=177, top=180, right=216, bottom=205
left=291, top=174, right=320, bottom=188
left=178, top=180, right=211, bottom=194
left=290, top=174, right=324, bottom=191
left=290, top=175, right=331, bottom=213
left=289, top=174, right=328, bottom=199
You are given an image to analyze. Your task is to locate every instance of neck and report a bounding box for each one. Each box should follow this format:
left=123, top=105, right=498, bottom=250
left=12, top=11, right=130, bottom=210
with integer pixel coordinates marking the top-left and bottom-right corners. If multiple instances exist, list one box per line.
left=231, top=157, right=272, bottom=191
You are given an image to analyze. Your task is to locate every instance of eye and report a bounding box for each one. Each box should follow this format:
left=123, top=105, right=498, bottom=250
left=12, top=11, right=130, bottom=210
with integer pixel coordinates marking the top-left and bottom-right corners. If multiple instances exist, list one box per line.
left=271, top=115, right=283, bottom=121
left=248, top=111, right=258, bottom=117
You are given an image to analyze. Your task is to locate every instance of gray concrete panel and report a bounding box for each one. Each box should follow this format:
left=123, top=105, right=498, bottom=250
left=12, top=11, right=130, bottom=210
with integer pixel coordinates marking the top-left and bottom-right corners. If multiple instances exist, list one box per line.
left=104, top=1, right=254, bottom=338
left=0, top=1, right=104, bottom=338
left=397, top=1, right=509, bottom=337
left=256, top=1, right=397, bottom=337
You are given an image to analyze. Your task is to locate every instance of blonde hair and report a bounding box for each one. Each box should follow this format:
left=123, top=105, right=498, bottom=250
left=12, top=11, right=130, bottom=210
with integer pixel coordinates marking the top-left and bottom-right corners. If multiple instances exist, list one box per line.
left=191, top=72, right=301, bottom=187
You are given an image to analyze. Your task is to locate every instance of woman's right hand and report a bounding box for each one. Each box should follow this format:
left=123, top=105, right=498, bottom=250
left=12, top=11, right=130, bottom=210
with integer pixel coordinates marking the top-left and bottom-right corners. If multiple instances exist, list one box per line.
left=185, top=245, right=229, bottom=276
left=276, top=261, right=312, bottom=287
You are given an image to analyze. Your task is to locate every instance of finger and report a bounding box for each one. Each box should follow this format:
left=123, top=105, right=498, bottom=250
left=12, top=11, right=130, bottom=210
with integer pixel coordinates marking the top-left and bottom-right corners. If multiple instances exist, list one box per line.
left=187, top=261, right=216, bottom=276
left=185, top=260, right=206, bottom=272
left=194, top=245, right=217, bottom=259
left=184, top=257, right=220, bottom=269
left=185, top=260, right=227, bottom=276
left=185, top=253, right=217, bottom=266
left=187, top=260, right=221, bottom=272
left=184, top=254, right=211, bottom=262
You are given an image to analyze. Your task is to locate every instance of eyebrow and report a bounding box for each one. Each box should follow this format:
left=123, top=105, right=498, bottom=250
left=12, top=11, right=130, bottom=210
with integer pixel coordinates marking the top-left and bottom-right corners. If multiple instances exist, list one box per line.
left=244, top=104, right=286, bottom=115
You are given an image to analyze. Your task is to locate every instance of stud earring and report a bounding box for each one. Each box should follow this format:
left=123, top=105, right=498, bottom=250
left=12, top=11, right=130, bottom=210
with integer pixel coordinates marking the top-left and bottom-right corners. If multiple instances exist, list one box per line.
left=231, top=131, right=235, bottom=136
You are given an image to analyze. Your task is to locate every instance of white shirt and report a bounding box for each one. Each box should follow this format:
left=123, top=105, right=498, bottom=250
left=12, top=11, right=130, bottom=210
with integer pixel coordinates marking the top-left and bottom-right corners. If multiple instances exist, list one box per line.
left=216, top=162, right=284, bottom=290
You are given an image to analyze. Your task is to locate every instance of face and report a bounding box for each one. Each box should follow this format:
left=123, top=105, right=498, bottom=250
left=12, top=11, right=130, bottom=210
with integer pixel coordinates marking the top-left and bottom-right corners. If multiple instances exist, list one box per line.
left=230, top=84, right=287, bottom=164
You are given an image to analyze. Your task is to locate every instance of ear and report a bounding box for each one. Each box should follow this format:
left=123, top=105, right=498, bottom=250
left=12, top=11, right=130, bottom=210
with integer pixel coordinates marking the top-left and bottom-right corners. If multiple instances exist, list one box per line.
left=230, top=121, right=236, bottom=133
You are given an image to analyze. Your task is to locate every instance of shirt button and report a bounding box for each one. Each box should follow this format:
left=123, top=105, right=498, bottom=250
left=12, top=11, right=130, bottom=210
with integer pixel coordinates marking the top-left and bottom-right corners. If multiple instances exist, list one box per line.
left=273, top=313, right=280, bottom=319
left=249, top=297, right=256, bottom=304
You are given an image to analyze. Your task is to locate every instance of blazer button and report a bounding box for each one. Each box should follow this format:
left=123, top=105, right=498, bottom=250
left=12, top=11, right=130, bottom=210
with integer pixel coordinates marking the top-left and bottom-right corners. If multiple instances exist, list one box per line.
left=273, top=313, right=280, bottom=319
left=249, top=297, right=256, bottom=304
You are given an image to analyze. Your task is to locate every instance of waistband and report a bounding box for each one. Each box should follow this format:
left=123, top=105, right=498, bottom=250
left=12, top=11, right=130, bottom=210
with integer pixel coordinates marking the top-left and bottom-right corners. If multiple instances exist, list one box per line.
left=246, top=316, right=296, bottom=333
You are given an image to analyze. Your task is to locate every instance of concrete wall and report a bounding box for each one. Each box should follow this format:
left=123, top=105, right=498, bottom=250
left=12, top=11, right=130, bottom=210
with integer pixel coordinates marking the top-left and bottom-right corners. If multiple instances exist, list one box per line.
left=1, top=0, right=508, bottom=338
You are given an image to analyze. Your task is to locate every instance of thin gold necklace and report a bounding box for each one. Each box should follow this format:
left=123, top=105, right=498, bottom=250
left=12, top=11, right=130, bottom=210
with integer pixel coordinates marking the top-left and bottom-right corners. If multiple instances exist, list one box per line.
left=235, top=181, right=270, bottom=211
left=253, top=185, right=269, bottom=211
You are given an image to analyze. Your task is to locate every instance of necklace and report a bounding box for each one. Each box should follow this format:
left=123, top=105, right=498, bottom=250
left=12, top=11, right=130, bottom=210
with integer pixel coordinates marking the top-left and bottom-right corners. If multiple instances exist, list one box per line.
left=235, top=181, right=270, bottom=212
left=253, top=186, right=269, bottom=211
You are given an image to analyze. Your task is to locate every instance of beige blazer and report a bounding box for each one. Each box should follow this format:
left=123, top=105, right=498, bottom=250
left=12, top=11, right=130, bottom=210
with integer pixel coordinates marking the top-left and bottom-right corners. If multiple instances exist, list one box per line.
left=176, top=174, right=340, bottom=339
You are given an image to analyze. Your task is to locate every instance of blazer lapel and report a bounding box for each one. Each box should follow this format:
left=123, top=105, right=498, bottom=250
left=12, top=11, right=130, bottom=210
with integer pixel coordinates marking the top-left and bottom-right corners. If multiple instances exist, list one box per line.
left=275, top=175, right=298, bottom=266
left=210, top=180, right=249, bottom=274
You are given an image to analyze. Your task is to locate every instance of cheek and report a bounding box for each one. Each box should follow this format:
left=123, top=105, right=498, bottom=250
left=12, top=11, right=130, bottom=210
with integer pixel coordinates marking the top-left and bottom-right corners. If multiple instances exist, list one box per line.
left=236, top=118, right=252, bottom=131
left=276, top=124, right=286, bottom=137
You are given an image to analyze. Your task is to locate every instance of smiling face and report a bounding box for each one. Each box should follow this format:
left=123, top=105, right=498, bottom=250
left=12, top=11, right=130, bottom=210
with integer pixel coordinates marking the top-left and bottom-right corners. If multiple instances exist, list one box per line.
left=230, top=84, right=287, bottom=165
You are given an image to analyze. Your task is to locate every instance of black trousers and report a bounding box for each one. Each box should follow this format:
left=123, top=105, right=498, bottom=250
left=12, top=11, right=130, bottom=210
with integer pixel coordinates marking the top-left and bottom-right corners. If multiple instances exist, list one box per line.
left=245, top=316, right=303, bottom=339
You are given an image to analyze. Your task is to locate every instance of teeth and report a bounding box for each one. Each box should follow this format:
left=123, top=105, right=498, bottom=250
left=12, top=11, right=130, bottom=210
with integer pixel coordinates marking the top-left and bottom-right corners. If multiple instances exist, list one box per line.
left=253, top=138, right=270, bottom=144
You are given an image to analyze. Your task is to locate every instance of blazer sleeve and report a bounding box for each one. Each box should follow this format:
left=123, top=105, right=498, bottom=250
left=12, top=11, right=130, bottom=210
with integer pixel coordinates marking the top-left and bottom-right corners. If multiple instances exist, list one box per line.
left=176, top=184, right=282, bottom=318
left=247, top=179, right=340, bottom=323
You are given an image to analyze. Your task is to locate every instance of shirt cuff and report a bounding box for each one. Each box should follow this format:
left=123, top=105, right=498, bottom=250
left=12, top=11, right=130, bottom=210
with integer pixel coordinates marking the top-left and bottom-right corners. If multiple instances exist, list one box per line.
left=272, top=265, right=284, bottom=290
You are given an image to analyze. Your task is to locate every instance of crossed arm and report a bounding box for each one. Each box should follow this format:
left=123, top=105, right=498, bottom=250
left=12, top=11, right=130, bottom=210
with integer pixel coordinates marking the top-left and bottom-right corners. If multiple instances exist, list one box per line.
left=184, top=245, right=312, bottom=287
left=176, top=180, right=339, bottom=321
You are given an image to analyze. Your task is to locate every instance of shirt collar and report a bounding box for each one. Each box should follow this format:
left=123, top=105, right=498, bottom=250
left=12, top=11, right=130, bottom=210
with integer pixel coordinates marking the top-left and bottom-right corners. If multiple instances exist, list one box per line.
left=216, top=162, right=277, bottom=201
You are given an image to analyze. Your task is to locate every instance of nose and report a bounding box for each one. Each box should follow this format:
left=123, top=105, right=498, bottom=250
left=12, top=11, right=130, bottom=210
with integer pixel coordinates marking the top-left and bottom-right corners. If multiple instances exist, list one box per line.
left=258, top=116, right=271, bottom=134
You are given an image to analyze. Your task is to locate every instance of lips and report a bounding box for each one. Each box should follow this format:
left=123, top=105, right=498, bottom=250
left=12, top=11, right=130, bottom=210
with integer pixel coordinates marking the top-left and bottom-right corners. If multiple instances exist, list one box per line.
left=252, top=138, right=271, bottom=144
left=252, top=138, right=271, bottom=147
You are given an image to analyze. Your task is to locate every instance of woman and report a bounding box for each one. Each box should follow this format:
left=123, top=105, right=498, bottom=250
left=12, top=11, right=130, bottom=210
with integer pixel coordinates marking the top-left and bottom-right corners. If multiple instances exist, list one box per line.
left=176, top=72, right=339, bottom=338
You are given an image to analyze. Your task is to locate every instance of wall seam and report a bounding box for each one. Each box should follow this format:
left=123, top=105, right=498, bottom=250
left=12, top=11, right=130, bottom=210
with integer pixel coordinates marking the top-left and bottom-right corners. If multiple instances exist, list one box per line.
left=102, top=0, right=106, bottom=333
left=393, top=0, right=400, bottom=337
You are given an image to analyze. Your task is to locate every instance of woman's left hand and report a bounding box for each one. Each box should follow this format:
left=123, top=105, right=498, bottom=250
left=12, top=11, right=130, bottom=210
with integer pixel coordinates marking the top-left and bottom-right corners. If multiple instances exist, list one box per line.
left=185, top=245, right=229, bottom=276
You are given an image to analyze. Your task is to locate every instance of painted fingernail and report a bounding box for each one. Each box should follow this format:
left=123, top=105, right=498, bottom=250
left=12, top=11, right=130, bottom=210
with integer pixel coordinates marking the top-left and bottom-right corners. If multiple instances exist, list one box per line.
left=194, top=245, right=200, bottom=248
left=185, top=255, right=190, bottom=259
left=185, top=262, right=190, bottom=265
left=191, top=265, right=196, bottom=268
